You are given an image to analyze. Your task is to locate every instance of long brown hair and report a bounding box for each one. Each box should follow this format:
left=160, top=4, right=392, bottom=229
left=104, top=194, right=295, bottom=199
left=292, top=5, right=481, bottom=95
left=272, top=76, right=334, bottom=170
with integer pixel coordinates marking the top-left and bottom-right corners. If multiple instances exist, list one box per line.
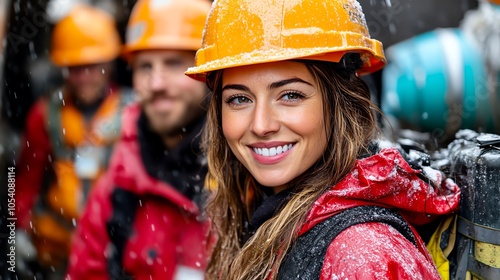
left=202, top=60, right=380, bottom=279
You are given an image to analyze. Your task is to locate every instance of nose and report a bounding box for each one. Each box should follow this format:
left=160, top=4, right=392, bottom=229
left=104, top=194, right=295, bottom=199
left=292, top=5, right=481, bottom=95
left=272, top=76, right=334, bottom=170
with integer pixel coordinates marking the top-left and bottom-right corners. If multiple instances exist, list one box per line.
left=250, top=101, right=280, bottom=137
left=148, top=69, right=167, bottom=92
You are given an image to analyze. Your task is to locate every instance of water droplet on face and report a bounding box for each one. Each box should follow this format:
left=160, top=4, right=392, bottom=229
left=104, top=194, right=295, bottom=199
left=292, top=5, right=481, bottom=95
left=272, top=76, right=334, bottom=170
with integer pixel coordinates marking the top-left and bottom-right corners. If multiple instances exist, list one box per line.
left=102, top=69, right=106, bottom=74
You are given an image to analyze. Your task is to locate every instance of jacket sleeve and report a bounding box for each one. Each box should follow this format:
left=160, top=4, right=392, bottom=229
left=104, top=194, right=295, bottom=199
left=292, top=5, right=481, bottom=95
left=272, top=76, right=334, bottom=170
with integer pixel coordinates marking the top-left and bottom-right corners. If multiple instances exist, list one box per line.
left=15, top=101, right=52, bottom=229
left=66, top=175, right=113, bottom=280
left=320, top=222, right=441, bottom=280
left=178, top=216, right=210, bottom=270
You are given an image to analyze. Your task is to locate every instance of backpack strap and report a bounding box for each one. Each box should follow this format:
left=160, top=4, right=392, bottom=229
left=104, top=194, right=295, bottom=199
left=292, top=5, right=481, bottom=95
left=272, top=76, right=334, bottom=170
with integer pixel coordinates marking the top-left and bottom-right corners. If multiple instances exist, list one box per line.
left=277, top=205, right=417, bottom=280
left=47, top=89, right=75, bottom=161
left=106, top=187, right=140, bottom=280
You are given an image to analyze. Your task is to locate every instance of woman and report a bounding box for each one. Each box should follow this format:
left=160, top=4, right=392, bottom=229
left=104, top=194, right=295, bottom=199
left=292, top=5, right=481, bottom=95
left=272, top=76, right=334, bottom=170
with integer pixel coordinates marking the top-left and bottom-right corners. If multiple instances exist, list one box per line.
left=186, top=0, right=461, bottom=279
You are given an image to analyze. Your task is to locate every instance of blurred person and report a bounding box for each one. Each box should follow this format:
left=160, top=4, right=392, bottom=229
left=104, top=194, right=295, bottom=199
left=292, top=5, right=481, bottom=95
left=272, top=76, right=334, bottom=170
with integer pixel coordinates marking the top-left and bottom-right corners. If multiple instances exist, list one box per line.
left=14, top=4, right=131, bottom=279
left=185, top=0, right=461, bottom=279
left=66, top=0, right=212, bottom=279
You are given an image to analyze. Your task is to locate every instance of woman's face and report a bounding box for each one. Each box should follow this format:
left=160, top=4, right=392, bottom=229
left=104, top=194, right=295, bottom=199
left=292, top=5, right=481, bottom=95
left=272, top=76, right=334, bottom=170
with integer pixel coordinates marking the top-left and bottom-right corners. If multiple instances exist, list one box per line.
left=221, top=61, right=328, bottom=193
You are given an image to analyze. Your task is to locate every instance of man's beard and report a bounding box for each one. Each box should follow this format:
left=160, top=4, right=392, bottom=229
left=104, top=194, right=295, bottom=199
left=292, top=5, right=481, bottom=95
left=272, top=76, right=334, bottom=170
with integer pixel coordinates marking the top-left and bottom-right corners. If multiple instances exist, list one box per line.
left=147, top=103, right=204, bottom=138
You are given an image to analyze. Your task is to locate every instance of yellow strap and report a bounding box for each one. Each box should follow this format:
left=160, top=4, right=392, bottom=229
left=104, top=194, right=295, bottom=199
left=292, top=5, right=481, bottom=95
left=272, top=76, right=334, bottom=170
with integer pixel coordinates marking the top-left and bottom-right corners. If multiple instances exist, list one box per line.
left=426, top=215, right=457, bottom=280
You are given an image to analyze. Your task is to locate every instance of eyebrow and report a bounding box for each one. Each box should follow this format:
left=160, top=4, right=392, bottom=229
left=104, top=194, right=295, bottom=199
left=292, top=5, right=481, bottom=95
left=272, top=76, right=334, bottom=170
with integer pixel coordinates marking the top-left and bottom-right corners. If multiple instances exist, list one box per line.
left=222, top=78, right=313, bottom=92
left=268, top=78, right=313, bottom=89
left=222, top=84, right=250, bottom=92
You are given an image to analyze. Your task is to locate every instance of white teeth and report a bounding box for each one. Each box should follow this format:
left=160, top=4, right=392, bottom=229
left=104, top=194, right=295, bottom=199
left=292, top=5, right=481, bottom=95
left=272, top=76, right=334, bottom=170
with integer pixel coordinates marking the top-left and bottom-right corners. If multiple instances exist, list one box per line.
left=277, top=146, right=283, bottom=154
left=253, top=144, right=293, bottom=157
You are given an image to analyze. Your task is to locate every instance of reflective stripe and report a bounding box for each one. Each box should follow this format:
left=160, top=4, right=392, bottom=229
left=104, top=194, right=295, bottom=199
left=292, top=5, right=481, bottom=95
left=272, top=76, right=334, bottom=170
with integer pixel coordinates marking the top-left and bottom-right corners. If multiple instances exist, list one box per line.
left=173, top=266, right=204, bottom=280
left=466, top=253, right=500, bottom=279
left=457, top=216, right=500, bottom=246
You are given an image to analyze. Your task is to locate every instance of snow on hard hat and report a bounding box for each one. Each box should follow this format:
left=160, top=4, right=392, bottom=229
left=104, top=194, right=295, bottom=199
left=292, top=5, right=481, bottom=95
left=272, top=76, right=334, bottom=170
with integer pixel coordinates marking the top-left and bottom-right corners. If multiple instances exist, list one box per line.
left=186, top=0, right=386, bottom=82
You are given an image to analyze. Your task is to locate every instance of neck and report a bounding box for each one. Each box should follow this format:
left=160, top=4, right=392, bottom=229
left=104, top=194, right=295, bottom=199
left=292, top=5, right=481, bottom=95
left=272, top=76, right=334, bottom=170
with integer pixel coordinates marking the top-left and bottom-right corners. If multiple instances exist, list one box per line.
left=161, top=133, right=185, bottom=150
left=160, top=114, right=205, bottom=150
left=73, top=95, right=105, bottom=121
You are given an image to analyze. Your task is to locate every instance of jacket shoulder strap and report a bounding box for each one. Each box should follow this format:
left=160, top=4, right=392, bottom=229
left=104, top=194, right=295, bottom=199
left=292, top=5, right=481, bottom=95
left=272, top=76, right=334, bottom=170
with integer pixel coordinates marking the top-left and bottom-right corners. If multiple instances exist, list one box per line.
left=277, top=205, right=417, bottom=280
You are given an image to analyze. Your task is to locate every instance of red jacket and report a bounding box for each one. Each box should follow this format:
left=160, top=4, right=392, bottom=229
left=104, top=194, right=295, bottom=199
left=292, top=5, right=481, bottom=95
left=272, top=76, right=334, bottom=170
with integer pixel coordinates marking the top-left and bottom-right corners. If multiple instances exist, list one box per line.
left=16, top=85, right=126, bottom=230
left=66, top=104, right=209, bottom=280
left=15, top=86, right=131, bottom=267
left=300, top=148, right=460, bottom=280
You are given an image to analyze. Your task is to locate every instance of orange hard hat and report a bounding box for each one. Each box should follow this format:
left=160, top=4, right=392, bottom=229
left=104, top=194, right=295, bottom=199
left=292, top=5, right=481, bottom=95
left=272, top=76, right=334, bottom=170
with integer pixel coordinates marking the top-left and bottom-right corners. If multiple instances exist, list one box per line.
left=186, top=0, right=386, bottom=81
left=122, top=0, right=212, bottom=61
left=488, top=0, right=500, bottom=5
left=50, top=4, right=121, bottom=67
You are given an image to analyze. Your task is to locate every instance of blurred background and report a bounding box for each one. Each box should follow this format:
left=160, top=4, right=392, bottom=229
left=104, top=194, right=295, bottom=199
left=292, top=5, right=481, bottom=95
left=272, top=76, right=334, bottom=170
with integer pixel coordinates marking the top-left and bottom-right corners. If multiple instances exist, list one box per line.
left=1, top=0, right=497, bottom=278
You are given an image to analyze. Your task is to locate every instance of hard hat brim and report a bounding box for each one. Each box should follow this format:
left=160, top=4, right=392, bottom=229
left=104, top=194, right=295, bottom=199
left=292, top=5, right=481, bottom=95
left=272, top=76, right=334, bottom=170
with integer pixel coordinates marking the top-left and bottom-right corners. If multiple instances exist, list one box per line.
left=186, top=41, right=385, bottom=82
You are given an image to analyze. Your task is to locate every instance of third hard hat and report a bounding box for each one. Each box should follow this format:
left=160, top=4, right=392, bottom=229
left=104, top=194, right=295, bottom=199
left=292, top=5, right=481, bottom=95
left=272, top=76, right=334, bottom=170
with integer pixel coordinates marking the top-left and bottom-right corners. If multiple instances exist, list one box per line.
left=50, top=4, right=121, bottom=67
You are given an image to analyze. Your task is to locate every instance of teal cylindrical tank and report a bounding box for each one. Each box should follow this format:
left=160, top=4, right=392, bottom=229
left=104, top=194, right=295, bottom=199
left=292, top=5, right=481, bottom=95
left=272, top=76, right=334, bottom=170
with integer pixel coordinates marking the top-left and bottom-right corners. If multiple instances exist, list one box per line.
left=381, top=27, right=500, bottom=141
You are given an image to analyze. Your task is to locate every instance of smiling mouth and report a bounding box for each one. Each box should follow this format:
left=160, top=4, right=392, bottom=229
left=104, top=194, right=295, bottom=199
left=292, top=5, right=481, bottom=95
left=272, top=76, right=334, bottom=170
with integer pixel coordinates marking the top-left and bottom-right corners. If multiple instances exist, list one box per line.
left=252, top=144, right=294, bottom=157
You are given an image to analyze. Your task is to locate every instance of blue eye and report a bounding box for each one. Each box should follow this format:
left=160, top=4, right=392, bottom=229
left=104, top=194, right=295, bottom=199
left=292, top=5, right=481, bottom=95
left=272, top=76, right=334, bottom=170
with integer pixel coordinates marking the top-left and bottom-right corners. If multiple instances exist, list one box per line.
left=281, top=91, right=304, bottom=101
left=226, top=95, right=252, bottom=105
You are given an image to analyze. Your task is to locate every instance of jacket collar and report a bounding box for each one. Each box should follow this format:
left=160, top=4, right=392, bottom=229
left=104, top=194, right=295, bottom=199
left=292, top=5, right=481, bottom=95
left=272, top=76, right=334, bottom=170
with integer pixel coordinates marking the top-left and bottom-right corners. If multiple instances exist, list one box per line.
left=137, top=109, right=207, bottom=202
left=108, top=103, right=207, bottom=215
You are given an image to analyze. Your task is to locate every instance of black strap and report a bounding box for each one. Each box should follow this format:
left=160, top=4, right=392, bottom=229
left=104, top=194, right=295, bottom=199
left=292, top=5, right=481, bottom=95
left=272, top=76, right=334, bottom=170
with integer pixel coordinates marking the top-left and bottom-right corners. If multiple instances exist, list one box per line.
left=106, top=188, right=140, bottom=280
left=277, top=205, right=417, bottom=280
